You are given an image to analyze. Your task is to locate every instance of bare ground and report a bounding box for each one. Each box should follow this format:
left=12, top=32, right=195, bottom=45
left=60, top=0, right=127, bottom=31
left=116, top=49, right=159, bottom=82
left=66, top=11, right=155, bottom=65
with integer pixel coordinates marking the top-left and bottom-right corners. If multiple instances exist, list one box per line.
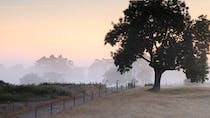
left=53, top=86, right=210, bottom=118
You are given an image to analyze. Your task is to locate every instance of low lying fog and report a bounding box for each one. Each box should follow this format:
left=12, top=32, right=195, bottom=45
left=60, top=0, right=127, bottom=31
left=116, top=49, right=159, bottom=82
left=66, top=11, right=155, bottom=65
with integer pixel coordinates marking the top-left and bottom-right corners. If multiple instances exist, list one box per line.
left=1, top=55, right=210, bottom=86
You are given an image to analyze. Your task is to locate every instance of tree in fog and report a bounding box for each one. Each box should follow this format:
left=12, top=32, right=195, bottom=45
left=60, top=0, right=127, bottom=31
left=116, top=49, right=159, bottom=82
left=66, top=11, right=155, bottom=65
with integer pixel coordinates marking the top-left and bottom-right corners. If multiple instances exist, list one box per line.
left=20, top=55, right=74, bottom=84
left=88, top=59, right=113, bottom=82
left=105, top=0, right=210, bottom=91
left=35, top=55, right=74, bottom=73
left=103, top=59, right=153, bottom=86
left=20, top=73, right=44, bottom=85
left=182, top=15, right=210, bottom=83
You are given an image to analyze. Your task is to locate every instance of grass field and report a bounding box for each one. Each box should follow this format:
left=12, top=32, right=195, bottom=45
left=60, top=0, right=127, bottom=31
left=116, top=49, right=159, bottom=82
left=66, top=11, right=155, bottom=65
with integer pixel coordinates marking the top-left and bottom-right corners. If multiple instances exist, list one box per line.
left=53, top=86, right=210, bottom=118
left=0, top=81, right=105, bottom=117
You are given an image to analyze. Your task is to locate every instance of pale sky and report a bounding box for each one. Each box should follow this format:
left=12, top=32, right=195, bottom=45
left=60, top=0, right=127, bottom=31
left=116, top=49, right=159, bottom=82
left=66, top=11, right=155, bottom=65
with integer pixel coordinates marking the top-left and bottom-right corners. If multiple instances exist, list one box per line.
left=0, top=0, right=209, bottom=67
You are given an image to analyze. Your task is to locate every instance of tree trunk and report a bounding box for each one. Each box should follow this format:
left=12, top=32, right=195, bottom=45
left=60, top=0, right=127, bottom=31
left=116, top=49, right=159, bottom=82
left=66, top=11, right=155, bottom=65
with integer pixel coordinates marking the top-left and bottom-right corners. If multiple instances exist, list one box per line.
left=149, top=68, right=164, bottom=92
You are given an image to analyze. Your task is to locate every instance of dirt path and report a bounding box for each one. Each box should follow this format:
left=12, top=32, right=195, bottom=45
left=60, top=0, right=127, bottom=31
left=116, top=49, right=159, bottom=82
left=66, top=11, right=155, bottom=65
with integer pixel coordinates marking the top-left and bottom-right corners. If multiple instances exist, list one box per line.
left=53, top=86, right=210, bottom=118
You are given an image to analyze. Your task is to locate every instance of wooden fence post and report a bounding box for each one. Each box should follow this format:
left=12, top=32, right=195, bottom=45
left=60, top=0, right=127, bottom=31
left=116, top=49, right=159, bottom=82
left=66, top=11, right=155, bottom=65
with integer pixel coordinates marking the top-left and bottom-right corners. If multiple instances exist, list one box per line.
left=73, top=96, right=76, bottom=106
left=7, top=101, right=10, bottom=112
left=4, top=107, right=7, bottom=118
left=35, top=107, right=37, bottom=118
left=91, top=92, right=94, bottom=100
left=116, top=80, right=119, bottom=92
left=105, top=86, right=107, bottom=96
left=12, top=102, right=15, bottom=112
left=111, top=87, right=113, bottom=94
left=83, top=93, right=86, bottom=103
left=99, top=87, right=101, bottom=97
left=50, top=103, right=53, bottom=116
left=63, top=99, right=65, bottom=110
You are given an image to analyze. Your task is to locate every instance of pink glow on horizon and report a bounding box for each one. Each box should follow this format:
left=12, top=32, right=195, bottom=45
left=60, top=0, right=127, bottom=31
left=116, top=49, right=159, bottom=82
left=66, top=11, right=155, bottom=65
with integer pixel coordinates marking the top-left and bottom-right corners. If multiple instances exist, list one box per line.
left=0, top=0, right=209, bottom=66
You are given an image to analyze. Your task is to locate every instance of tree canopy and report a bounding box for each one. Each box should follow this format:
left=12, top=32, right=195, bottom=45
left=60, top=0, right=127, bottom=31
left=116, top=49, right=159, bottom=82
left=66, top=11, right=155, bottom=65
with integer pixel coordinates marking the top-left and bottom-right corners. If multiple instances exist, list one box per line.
left=105, top=0, right=210, bottom=91
left=182, top=15, right=210, bottom=83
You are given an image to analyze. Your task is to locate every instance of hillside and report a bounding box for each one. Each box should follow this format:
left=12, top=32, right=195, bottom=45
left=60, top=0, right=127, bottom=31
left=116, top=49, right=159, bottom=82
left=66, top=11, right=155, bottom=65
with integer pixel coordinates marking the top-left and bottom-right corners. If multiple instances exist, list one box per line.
left=53, top=86, right=210, bottom=118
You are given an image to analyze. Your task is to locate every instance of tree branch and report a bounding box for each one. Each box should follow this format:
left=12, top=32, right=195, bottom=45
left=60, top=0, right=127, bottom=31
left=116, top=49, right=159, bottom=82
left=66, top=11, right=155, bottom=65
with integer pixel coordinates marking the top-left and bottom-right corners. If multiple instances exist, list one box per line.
left=139, top=55, right=151, bottom=63
left=154, top=41, right=158, bottom=50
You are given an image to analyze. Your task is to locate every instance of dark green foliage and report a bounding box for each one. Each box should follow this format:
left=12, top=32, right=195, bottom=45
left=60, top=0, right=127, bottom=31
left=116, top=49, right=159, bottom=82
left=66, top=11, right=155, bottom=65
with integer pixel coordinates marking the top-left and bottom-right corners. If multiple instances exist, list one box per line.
left=0, top=81, right=68, bottom=102
left=105, top=0, right=190, bottom=73
left=182, top=15, right=210, bottom=83
left=0, top=81, right=104, bottom=102
left=105, top=0, right=210, bottom=90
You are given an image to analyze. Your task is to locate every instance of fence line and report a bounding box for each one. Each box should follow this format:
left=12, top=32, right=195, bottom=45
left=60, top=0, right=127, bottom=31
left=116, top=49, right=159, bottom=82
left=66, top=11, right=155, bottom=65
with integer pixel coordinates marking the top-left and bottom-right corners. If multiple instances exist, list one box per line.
left=2, top=82, right=136, bottom=118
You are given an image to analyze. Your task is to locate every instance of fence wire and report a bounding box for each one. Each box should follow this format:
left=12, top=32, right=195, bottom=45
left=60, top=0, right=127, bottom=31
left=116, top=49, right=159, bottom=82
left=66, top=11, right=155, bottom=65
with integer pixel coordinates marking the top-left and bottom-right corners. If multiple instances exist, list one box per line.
left=1, top=82, right=135, bottom=118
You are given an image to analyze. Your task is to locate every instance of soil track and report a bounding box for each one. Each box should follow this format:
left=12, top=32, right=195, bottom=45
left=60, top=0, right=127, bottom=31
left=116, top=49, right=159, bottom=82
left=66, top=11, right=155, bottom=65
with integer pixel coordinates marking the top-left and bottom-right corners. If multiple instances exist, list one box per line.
left=53, top=86, right=210, bottom=118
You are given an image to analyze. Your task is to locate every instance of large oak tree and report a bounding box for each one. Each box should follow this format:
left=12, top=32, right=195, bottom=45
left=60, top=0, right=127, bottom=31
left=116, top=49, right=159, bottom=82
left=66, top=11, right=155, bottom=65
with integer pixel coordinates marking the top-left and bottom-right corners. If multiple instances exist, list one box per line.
left=105, top=0, right=210, bottom=91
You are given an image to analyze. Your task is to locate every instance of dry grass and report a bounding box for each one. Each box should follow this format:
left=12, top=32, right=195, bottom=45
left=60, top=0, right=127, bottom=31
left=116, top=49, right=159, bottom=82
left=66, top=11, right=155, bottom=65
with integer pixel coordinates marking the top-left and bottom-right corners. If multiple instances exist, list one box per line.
left=53, top=86, right=210, bottom=118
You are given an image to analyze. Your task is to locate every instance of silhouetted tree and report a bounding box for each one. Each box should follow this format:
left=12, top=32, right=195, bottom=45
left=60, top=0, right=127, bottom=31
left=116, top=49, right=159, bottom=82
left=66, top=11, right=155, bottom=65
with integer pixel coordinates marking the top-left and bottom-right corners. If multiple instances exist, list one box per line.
left=105, top=0, right=210, bottom=91
left=182, top=15, right=210, bottom=83
left=35, top=55, right=74, bottom=72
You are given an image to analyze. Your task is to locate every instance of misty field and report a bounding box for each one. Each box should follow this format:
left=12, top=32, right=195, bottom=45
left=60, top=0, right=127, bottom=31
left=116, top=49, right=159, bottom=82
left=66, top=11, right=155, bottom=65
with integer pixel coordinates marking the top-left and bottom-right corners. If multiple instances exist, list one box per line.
left=53, top=86, right=210, bottom=118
